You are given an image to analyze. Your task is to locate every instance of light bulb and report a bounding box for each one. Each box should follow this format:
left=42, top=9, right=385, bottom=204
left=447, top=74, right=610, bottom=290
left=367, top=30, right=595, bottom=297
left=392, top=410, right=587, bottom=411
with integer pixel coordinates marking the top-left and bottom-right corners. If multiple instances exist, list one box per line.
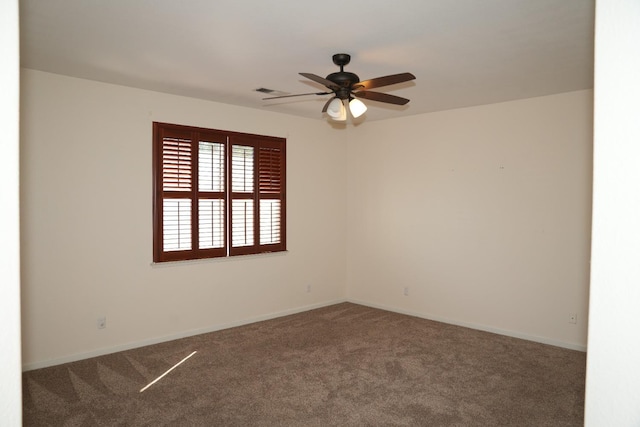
left=349, top=98, right=367, bottom=118
left=327, top=98, right=346, bottom=121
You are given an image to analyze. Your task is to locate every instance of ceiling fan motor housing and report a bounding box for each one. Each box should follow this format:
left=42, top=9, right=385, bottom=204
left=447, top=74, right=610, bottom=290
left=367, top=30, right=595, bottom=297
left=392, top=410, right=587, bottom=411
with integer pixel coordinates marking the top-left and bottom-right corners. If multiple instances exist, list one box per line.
left=326, top=71, right=360, bottom=99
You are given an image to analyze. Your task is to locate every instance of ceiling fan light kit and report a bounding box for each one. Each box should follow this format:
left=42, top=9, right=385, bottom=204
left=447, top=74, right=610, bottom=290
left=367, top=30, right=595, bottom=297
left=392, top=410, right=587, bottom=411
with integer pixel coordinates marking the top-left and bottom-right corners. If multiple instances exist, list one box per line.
left=327, top=98, right=347, bottom=120
left=264, top=53, right=415, bottom=122
left=325, top=97, right=366, bottom=121
left=348, top=98, right=367, bottom=118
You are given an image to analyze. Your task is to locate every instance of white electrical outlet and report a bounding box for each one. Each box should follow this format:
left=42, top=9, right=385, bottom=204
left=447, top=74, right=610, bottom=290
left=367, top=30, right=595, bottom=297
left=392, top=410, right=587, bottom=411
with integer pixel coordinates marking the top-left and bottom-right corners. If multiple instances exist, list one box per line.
left=97, top=316, right=107, bottom=329
left=403, top=287, right=409, bottom=296
left=568, top=313, right=577, bottom=324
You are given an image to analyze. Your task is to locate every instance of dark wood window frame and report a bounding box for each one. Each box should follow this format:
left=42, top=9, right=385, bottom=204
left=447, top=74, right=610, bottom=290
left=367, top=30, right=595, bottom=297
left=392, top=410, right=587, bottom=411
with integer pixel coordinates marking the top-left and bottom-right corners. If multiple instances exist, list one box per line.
left=153, top=122, right=286, bottom=262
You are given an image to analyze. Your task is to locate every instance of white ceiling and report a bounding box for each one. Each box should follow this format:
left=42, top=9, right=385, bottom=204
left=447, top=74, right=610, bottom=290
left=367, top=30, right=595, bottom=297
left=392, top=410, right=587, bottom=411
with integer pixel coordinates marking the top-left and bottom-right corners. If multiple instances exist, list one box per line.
left=19, top=0, right=595, bottom=123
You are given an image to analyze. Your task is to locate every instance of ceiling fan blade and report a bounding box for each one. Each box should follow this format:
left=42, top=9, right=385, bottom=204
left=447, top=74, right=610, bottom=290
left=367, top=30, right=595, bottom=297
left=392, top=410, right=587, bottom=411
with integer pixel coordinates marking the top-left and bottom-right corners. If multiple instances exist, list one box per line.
left=321, top=97, right=335, bottom=113
left=300, top=73, right=341, bottom=90
left=263, top=92, right=331, bottom=100
left=354, top=91, right=410, bottom=106
left=353, top=72, right=416, bottom=90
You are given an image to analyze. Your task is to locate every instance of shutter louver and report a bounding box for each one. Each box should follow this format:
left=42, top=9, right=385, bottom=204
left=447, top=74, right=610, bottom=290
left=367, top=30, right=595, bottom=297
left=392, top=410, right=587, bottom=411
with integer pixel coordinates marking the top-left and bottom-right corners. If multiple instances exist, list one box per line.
left=198, top=141, right=224, bottom=192
left=232, top=199, right=254, bottom=247
left=232, top=145, right=254, bottom=193
left=163, top=137, right=192, bottom=191
left=199, top=199, right=224, bottom=249
left=163, top=199, right=192, bottom=251
left=259, top=147, right=282, bottom=193
left=260, top=199, right=281, bottom=244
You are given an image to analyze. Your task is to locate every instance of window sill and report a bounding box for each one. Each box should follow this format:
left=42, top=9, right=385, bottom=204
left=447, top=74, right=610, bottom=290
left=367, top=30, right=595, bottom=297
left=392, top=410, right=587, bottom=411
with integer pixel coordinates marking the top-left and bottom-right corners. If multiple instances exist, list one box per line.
left=150, top=250, right=289, bottom=268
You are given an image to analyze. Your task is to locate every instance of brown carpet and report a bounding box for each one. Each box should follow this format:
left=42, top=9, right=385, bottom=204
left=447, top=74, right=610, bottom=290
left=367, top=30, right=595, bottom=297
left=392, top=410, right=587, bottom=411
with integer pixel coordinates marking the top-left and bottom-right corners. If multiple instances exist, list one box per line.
left=22, top=303, right=586, bottom=426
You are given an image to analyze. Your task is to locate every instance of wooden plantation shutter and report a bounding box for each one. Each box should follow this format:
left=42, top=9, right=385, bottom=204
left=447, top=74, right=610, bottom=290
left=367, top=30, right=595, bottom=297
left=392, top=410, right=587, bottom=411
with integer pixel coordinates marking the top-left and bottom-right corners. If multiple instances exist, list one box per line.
left=153, top=122, right=285, bottom=262
left=153, top=123, right=228, bottom=262
left=228, top=134, right=286, bottom=256
left=197, top=132, right=227, bottom=255
left=258, top=142, right=285, bottom=251
left=160, top=131, right=193, bottom=253
left=230, top=143, right=255, bottom=254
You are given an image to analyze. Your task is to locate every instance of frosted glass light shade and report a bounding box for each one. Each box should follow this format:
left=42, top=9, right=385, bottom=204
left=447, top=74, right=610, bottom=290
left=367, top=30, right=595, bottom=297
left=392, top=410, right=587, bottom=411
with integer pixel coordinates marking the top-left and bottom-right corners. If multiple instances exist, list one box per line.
left=349, top=98, right=367, bottom=118
left=327, top=98, right=346, bottom=121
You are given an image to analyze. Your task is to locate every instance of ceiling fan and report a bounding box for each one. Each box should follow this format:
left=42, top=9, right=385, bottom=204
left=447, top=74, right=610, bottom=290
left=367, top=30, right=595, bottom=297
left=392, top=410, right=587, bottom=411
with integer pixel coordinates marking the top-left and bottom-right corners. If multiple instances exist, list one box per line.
left=263, top=53, right=416, bottom=121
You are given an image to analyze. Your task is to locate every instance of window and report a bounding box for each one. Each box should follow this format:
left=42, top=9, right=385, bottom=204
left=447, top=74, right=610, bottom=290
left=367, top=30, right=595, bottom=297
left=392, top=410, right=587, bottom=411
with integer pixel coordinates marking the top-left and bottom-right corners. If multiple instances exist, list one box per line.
left=153, top=122, right=286, bottom=262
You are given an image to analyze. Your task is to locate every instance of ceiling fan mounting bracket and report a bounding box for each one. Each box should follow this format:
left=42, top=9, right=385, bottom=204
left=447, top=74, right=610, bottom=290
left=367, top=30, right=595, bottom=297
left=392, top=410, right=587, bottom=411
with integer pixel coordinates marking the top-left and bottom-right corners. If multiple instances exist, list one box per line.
left=332, top=53, right=351, bottom=68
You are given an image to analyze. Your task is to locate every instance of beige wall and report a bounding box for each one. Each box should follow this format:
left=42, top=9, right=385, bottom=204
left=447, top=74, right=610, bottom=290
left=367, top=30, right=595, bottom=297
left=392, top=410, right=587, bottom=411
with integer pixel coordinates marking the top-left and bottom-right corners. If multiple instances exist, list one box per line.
left=347, top=90, right=593, bottom=350
left=20, top=69, right=348, bottom=369
left=21, top=69, right=593, bottom=369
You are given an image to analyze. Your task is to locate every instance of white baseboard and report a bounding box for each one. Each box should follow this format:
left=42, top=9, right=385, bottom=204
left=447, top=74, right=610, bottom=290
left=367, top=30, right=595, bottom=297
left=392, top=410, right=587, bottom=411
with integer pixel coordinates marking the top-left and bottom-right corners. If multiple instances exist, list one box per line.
left=23, top=297, right=585, bottom=371
left=22, top=298, right=348, bottom=371
left=347, top=298, right=587, bottom=352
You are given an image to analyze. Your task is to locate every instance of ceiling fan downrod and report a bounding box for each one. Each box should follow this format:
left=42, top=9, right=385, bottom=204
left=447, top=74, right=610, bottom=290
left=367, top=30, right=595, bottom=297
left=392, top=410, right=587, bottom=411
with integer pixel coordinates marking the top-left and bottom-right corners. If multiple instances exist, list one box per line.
left=327, top=53, right=360, bottom=97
